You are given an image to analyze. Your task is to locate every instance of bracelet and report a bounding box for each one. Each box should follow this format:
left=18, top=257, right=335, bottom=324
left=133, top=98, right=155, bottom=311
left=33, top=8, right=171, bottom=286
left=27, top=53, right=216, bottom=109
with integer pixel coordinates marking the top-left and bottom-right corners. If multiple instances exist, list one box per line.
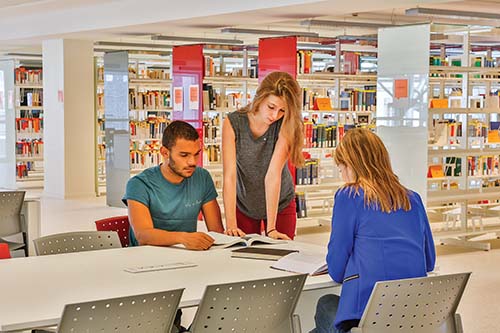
left=266, top=228, right=277, bottom=236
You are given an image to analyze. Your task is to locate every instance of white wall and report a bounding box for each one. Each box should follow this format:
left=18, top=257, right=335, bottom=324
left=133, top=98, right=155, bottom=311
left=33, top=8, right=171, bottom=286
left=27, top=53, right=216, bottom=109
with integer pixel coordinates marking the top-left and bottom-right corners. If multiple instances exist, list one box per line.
left=43, top=39, right=95, bottom=199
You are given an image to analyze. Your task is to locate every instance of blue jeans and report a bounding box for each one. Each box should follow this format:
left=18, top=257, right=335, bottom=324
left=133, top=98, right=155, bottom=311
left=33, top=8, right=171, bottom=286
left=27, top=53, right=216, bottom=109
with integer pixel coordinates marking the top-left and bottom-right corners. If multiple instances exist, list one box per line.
left=309, top=294, right=349, bottom=333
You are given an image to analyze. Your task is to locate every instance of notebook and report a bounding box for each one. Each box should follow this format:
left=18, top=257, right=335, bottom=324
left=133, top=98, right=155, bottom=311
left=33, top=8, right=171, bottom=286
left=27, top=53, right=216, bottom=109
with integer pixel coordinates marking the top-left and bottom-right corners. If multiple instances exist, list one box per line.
left=206, top=232, right=286, bottom=249
left=271, top=252, right=328, bottom=276
left=231, top=247, right=298, bottom=261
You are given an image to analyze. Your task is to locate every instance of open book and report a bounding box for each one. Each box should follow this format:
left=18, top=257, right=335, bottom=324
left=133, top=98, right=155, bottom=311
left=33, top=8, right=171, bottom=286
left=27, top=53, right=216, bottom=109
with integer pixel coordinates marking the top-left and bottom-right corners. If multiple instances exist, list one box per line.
left=271, top=252, right=328, bottom=276
left=206, top=232, right=286, bottom=249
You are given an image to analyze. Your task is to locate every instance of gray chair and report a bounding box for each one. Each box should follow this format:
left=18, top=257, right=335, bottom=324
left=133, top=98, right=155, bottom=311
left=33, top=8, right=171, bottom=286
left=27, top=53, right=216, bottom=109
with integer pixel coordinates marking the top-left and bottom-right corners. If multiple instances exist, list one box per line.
left=0, top=191, right=28, bottom=256
left=34, top=231, right=121, bottom=256
left=351, top=272, right=471, bottom=333
left=57, top=289, right=184, bottom=333
left=190, top=274, right=307, bottom=333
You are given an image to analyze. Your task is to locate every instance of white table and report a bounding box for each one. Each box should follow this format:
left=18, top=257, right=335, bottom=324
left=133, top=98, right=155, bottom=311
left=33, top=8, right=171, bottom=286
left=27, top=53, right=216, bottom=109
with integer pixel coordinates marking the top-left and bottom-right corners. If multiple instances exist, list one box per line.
left=0, top=243, right=338, bottom=332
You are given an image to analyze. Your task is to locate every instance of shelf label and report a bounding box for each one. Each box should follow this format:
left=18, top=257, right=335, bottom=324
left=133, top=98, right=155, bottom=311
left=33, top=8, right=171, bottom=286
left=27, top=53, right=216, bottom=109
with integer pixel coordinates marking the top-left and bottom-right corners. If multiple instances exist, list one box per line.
left=189, top=84, right=199, bottom=111
left=173, top=87, right=183, bottom=112
left=394, top=79, right=408, bottom=99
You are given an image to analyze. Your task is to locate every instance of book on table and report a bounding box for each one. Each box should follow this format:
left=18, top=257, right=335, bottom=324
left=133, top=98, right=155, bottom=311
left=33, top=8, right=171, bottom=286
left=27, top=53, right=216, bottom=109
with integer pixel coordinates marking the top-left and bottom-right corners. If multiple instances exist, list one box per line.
left=206, top=231, right=286, bottom=249
left=230, top=247, right=299, bottom=261
left=271, top=252, right=328, bottom=276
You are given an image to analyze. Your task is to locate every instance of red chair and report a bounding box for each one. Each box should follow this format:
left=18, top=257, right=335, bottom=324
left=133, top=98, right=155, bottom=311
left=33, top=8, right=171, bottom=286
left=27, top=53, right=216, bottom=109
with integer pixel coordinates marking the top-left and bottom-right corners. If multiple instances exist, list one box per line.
left=0, top=243, right=11, bottom=259
left=95, top=216, right=130, bottom=247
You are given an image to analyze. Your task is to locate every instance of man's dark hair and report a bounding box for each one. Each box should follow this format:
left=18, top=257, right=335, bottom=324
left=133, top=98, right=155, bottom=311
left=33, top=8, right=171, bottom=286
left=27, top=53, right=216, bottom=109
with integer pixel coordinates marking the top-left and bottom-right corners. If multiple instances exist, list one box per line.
left=162, top=121, right=199, bottom=149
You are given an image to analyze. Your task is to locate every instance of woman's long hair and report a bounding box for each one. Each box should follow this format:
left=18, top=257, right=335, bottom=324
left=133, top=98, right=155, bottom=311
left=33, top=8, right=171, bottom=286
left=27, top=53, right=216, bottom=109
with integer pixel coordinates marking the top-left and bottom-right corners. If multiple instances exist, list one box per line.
left=239, top=71, right=304, bottom=167
left=334, top=128, right=411, bottom=213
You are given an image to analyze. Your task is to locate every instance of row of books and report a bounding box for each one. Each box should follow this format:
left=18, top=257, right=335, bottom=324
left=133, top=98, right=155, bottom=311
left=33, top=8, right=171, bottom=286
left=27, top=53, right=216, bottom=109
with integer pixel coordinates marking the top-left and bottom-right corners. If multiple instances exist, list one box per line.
left=130, top=118, right=169, bottom=139
left=15, top=67, right=42, bottom=85
left=295, top=159, right=319, bottom=185
left=16, top=118, right=43, bottom=134
left=129, top=90, right=171, bottom=110
left=129, top=111, right=169, bottom=122
left=203, top=114, right=221, bottom=144
left=297, top=51, right=313, bottom=75
left=97, top=66, right=171, bottom=82
left=16, top=161, right=40, bottom=179
left=19, top=89, right=42, bottom=107
left=130, top=150, right=161, bottom=170
left=467, top=155, right=500, bottom=177
left=203, top=84, right=249, bottom=111
left=304, top=123, right=340, bottom=148
left=340, top=88, right=376, bottom=112
left=130, top=140, right=161, bottom=153
left=16, top=139, right=44, bottom=156
left=295, top=192, right=307, bottom=218
left=204, top=144, right=221, bottom=163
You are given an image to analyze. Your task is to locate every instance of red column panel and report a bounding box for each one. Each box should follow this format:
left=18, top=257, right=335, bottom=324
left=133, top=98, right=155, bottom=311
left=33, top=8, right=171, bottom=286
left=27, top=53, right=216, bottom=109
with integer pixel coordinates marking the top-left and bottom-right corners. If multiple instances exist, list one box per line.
left=172, top=44, right=204, bottom=165
left=258, top=36, right=299, bottom=184
left=258, top=36, right=297, bottom=81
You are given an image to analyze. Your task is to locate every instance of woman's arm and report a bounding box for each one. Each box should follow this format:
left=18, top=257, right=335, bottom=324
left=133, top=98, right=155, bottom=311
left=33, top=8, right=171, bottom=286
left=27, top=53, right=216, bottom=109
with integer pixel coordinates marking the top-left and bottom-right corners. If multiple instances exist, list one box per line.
left=264, top=130, right=291, bottom=240
left=222, top=118, right=245, bottom=236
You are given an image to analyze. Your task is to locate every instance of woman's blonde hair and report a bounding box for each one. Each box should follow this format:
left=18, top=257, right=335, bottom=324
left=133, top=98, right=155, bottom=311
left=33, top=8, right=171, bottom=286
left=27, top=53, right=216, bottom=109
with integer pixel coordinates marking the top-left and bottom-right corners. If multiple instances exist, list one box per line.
left=334, top=128, right=411, bottom=213
left=240, top=71, right=304, bottom=167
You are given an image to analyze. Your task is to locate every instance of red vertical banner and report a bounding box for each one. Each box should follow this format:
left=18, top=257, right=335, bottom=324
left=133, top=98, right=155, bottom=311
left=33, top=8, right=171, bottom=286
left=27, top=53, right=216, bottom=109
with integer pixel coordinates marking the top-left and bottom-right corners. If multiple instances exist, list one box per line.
left=172, top=44, right=205, bottom=165
left=258, top=36, right=298, bottom=184
left=258, top=36, right=297, bottom=81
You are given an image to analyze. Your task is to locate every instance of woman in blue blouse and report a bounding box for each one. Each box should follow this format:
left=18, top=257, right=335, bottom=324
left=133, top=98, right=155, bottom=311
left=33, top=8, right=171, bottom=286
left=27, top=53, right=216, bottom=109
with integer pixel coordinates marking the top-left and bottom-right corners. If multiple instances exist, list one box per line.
left=311, top=128, right=436, bottom=333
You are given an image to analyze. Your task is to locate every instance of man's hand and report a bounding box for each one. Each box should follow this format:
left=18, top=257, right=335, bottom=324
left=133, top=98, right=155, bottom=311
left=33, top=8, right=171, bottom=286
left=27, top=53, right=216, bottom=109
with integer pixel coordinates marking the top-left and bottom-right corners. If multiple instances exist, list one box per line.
left=182, top=232, right=215, bottom=250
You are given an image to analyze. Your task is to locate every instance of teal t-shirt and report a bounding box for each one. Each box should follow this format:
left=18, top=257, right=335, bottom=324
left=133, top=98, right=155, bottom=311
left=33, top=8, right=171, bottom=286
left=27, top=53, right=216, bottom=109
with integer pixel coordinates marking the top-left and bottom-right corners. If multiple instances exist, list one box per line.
left=122, top=165, right=218, bottom=246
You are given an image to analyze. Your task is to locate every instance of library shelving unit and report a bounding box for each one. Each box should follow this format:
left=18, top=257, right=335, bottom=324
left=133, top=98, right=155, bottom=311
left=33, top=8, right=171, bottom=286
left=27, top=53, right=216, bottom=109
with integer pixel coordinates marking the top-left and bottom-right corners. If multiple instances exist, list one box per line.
left=0, top=58, right=44, bottom=190
left=95, top=55, right=171, bottom=196
left=258, top=36, right=378, bottom=227
left=426, top=33, right=500, bottom=250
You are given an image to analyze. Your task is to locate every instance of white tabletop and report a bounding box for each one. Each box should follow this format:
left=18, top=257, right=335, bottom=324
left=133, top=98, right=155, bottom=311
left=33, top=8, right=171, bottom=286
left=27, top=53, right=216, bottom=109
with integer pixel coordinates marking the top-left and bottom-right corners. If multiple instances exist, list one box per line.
left=0, top=242, right=336, bottom=332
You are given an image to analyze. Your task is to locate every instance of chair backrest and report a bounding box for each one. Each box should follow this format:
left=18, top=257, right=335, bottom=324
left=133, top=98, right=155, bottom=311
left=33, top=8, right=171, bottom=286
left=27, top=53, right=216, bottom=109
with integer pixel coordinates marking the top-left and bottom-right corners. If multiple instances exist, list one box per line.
left=0, top=191, right=25, bottom=237
left=57, top=288, right=184, bottom=333
left=352, top=272, right=471, bottom=333
left=0, top=243, right=11, bottom=259
left=95, top=215, right=130, bottom=247
left=190, top=274, right=307, bottom=333
left=34, top=231, right=122, bottom=256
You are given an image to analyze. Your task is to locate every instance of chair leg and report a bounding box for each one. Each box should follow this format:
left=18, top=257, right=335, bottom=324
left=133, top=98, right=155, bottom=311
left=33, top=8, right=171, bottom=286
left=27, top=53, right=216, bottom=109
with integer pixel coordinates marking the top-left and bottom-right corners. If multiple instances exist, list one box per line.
left=22, top=232, right=29, bottom=257
left=454, top=313, right=464, bottom=333
left=292, top=314, right=302, bottom=333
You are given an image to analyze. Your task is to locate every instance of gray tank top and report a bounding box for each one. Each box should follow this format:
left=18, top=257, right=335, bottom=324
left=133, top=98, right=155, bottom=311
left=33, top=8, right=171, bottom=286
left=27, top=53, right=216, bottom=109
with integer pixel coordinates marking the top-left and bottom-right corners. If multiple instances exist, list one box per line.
left=227, top=111, right=295, bottom=220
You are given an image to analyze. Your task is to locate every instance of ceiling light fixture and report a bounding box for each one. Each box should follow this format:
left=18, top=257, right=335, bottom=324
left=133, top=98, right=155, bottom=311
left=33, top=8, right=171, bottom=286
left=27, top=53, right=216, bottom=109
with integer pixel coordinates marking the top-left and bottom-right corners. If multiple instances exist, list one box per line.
left=301, top=19, right=394, bottom=29
left=152, top=35, right=243, bottom=44
left=95, top=41, right=173, bottom=50
left=220, top=28, right=319, bottom=38
left=405, top=7, right=500, bottom=20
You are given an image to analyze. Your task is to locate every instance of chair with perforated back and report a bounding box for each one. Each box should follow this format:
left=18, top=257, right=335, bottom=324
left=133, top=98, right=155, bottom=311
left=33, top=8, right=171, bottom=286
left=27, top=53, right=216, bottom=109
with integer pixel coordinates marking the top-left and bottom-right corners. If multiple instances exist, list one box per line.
left=33, top=231, right=122, bottom=256
left=0, top=243, right=11, bottom=259
left=190, top=274, right=307, bottom=333
left=0, top=191, right=28, bottom=256
left=95, top=215, right=130, bottom=247
left=351, top=272, right=471, bottom=333
left=57, top=288, right=184, bottom=333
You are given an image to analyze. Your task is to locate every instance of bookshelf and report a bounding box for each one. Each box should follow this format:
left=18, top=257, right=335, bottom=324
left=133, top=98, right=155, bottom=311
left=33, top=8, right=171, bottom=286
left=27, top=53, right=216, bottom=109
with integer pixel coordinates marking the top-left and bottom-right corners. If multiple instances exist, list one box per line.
left=425, top=27, right=500, bottom=250
left=95, top=55, right=172, bottom=196
left=0, top=59, right=44, bottom=190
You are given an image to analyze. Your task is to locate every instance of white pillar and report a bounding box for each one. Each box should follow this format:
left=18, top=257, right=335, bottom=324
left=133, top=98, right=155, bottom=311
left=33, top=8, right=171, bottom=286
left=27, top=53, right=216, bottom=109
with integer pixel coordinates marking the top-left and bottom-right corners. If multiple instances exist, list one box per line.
left=42, top=39, right=95, bottom=199
left=377, top=24, right=430, bottom=202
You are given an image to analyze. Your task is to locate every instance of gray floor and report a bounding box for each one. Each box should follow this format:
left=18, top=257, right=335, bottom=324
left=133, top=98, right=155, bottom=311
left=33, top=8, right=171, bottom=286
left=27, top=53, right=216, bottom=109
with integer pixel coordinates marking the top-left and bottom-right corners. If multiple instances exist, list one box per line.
left=40, top=195, right=500, bottom=333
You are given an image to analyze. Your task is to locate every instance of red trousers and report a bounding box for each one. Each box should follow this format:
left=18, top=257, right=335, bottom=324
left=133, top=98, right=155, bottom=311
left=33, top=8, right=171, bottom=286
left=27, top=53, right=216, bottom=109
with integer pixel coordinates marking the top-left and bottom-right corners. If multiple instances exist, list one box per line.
left=236, top=199, right=296, bottom=239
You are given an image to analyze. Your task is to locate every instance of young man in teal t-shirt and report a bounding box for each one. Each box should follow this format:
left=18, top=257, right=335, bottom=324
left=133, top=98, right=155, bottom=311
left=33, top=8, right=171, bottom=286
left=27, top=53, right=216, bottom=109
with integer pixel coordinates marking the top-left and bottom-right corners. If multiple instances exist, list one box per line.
left=123, top=121, right=224, bottom=250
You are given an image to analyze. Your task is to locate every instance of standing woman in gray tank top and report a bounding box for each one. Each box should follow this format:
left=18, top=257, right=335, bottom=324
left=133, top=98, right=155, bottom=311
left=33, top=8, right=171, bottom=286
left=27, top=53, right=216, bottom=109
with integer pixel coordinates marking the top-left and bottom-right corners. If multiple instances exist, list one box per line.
left=222, top=71, right=304, bottom=240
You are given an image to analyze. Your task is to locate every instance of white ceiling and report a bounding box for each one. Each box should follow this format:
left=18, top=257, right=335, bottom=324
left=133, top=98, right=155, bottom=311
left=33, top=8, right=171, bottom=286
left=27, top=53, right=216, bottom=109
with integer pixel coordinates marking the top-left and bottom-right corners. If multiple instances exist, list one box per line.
left=1, top=0, right=500, bottom=54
